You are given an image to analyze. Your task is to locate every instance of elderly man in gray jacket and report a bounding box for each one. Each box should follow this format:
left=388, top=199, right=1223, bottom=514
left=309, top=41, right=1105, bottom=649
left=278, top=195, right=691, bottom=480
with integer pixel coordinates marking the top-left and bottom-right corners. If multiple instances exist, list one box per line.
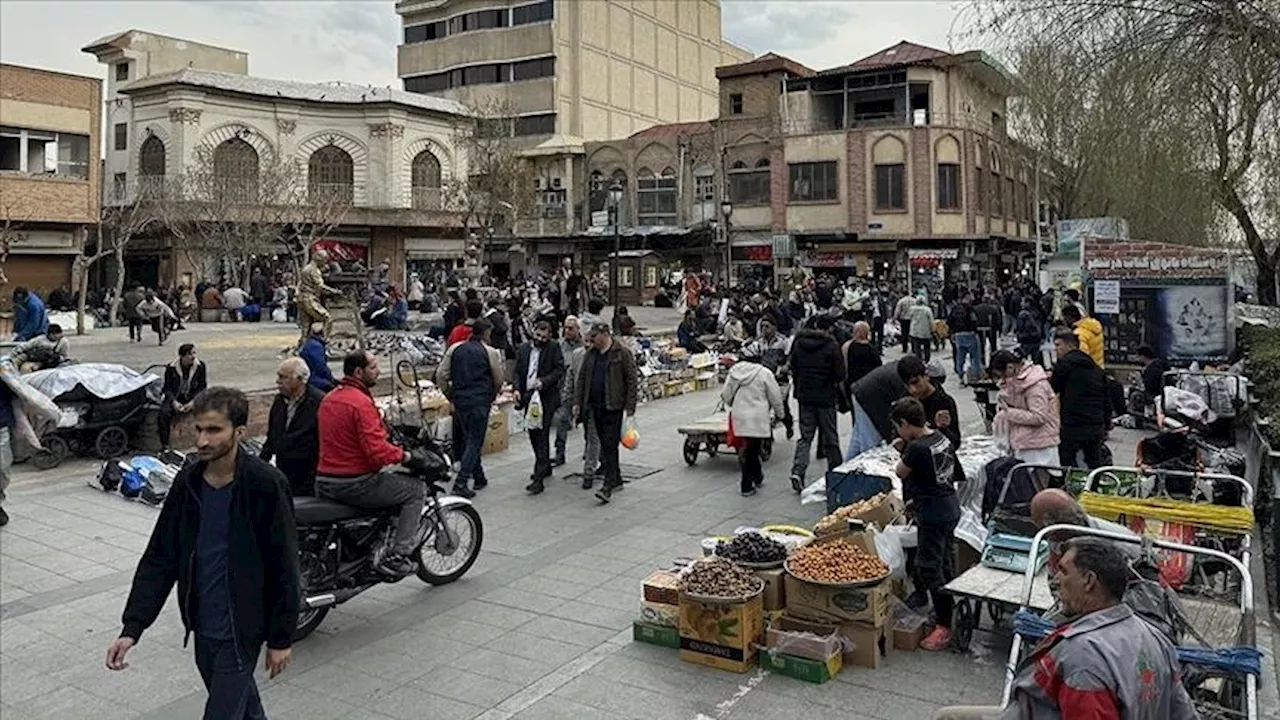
left=561, top=318, right=601, bottom=490
left=554, top=316, right=584, bottom=468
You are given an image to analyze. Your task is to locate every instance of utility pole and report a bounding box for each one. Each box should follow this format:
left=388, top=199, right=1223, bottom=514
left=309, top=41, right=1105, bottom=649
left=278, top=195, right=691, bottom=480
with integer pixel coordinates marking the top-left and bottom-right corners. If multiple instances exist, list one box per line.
left=1033, top=155, right=1043, bottom=290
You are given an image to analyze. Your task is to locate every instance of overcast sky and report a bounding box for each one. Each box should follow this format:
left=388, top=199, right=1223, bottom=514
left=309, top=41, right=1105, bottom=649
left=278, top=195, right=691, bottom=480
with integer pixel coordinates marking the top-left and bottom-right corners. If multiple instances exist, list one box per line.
left=0, top=0, right=967, bottom=86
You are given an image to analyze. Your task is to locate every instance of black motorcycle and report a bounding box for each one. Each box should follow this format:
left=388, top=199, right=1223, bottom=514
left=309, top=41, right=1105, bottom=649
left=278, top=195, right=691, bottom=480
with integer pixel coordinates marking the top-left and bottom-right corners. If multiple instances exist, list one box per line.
left=290, top=436, right=483, bottom=640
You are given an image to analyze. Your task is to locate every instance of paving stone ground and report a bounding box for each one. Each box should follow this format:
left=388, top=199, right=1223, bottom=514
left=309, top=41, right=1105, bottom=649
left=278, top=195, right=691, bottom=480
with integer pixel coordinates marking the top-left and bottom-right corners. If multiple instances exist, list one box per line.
left=0, top=343, right=1210, bottom=720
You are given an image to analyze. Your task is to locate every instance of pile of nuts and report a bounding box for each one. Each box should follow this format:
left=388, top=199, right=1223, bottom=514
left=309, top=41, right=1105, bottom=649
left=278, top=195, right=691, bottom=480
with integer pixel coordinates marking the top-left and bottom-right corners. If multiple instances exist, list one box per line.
left=680, top=556, right=763, bottom=598
left=814, top=493, right=889, bottom=535
left=716, top=533, right=788, bottom=564
left=787, top=539, right=890, bottom=584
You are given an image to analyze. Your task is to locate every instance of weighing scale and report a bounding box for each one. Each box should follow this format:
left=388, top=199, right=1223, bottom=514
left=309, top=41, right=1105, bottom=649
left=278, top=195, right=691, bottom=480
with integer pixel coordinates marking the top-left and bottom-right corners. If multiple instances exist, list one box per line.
left=980, top=533, right=1050, bottom=574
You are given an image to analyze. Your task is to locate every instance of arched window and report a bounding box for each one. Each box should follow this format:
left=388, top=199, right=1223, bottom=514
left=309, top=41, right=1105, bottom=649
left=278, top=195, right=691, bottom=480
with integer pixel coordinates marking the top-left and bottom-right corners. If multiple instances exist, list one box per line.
left=731, top=160, right=748, bottom=170
left=990, top=150, right=1003, bottom=218
left=138, top=135, right=166, bottom=199
left=308, top=145, right=354, bottom=205
left=727, top=157, right=769, bottom=205
left=213, top=137, right=259, bottom=202
left=410, top=149, right=442, bottom=209
left=755, top=158, right=770, bottom=168
left=637, top=167, right=677, bottom=226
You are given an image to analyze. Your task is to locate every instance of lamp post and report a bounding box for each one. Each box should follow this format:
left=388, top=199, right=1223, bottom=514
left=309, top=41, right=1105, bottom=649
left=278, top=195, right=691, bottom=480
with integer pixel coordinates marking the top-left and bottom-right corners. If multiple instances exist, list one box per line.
left=608, top=180, right=624, bottom=313
left=720, top=198, right=734, bottom=287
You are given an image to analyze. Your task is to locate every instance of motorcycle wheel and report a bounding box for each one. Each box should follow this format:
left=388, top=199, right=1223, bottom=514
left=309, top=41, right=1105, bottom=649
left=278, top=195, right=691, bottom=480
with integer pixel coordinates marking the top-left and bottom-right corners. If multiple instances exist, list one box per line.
left=416, top=503, right=483, bottom=585
left=292, top=553, right=331, bottom=641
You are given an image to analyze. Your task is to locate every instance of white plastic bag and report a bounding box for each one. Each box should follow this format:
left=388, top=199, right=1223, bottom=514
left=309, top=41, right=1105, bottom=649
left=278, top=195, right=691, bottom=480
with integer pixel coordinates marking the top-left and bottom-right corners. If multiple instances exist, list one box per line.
left=992, top=411, right=1012, bottom=456
left=871, top=527, right=907, bottom=580
left=271, top=307, right=287, bottom=323
left=523, top=391, right=543, bottom=429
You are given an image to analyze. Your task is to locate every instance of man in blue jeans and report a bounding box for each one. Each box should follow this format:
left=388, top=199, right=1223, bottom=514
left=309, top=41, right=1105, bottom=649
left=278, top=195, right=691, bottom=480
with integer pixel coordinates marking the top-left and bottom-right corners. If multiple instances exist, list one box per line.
left=436, top=318, right=504, bottom=497
left=106, top=387, right=299, bottom=720
left=946, top=290, right=982, bottom=385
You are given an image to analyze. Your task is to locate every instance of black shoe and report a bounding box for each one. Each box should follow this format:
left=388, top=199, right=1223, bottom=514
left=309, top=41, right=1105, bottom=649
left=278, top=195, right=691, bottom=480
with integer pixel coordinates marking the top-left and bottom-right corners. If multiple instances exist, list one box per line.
left=905, top=591, right=930, bottom=611
left=0, top=506, right=8, bottom=527
left=473, top=477, right=488, bottom=490
left=553, top=453, right=566, bottom=467
left=785, top=424, right=795, bottom=440
left=790, top=474, right=803, bottom=494
left=525, top=479, right=545, bottom=495
left=595, top=485, right=613, bottom=504
left=741, top=488, right=757, bottom=497
left=754, top=476, right=764, bottom=488
left=377, top=551, right=415, bottom=576
left=451, top=482, right=476, bottom=499
left=581, top=475, right=594, bottom=490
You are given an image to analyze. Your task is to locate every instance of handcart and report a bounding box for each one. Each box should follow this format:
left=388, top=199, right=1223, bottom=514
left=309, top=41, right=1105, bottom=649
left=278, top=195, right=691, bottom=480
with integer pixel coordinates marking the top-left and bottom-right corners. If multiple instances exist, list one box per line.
left=944, top=561, right=1056, bottom=652
left=677, top=407, right=774, bottom=466
left=388, top=358, right=452, bottom=459
left=27, top=363, right=164, bottom=470
left=1000, top=524, right=1258, bottom=720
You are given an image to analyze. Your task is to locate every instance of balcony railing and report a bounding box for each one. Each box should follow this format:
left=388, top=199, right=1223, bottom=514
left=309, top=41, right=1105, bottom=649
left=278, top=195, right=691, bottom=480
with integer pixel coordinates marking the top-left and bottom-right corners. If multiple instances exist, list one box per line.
left=412, top=186, right=444, bottom=210
left=307, top=183, right=355, bottom=207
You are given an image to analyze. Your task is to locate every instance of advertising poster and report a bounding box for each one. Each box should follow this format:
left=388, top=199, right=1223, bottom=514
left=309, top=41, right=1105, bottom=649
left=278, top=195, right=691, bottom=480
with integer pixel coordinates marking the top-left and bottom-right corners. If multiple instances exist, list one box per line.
left=1098, top=283, right=1228, bottom=364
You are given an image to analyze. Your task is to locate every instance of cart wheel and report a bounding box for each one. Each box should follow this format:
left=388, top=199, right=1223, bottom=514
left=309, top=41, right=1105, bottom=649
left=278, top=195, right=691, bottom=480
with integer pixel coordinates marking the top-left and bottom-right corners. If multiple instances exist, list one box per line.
left=760, top=439, right=773, bottom=462
left=682, top=438, right=699, bottom=466
left=31, top=436, right=69, bottom=470
left=952, top=599, right=975, bottom=651
left=94, top=426, right=130, bottom=459
left=987, top=603, right=1007, bottom=627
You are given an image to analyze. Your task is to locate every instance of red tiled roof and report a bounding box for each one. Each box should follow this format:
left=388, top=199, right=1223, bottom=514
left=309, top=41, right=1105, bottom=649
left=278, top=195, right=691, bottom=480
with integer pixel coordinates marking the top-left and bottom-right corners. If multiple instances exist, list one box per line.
left=629, top=121, right=713, bottom=140
left=832, top=40, right=953, bottom=74
left=716, top=52, right=815, bottom=80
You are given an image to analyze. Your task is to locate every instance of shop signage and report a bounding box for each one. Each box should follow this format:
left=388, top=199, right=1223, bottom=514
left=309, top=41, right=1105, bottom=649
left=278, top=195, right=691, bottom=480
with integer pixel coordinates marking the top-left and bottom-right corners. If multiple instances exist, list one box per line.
left=1094, top=280, right=1120, bottom=314
left=771, top=234, right=795, bottom=259
left=798, top=251, right=858, bottom=268
left=907, top=248, right=960, bottom=260
left=732, top=245, right=774, bottom=263
left=314, top=239, right=368, bottom=262
left=1085, top=253, right=1229, bottom=278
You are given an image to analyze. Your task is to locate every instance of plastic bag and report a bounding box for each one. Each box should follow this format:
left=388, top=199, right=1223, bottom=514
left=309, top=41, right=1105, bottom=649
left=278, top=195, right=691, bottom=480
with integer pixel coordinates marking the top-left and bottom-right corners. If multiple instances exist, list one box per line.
left=271, top=307, right=287, bottom=323
left=524, top=391, right=543, bottom=429
left=991, top=411, right=1012, bottom=456
left=871, top=527, right=906, bottom=580
left=621, top=415, right=640, bottom=450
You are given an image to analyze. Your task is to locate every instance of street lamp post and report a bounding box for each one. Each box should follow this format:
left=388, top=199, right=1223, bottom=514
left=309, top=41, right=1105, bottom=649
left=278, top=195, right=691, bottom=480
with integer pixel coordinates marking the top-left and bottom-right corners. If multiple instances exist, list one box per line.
left=720, top=198, right=734, bottom=287
left=608, top=180, right=624, bottom=313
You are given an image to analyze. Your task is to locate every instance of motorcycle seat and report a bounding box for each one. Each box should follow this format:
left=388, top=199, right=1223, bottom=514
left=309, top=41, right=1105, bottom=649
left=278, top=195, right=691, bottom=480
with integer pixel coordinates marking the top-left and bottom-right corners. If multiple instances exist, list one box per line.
left=293, top=497, right=386, bottom=524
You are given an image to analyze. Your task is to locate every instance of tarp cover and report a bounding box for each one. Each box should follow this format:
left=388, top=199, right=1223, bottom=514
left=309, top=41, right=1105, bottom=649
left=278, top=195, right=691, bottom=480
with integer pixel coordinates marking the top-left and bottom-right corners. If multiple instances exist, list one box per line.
left=23, top=363, right=161, bottom=404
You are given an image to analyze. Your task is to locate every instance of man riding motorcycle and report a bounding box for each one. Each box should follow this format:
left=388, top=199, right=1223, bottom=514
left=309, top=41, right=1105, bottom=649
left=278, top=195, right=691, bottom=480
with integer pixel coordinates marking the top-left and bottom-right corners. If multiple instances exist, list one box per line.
left=315, top=350, right=422, bottom=575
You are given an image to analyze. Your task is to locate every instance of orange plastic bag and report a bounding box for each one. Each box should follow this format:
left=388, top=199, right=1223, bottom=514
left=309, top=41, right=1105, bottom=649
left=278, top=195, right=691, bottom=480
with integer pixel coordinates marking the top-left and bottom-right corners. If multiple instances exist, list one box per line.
left=621, top=416, right=640, bottom=450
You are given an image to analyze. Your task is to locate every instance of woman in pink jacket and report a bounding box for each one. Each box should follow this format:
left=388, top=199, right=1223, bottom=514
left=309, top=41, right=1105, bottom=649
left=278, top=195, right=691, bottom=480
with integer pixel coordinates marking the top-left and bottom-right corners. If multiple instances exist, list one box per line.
left=990, top=350, right=1060, bottom=465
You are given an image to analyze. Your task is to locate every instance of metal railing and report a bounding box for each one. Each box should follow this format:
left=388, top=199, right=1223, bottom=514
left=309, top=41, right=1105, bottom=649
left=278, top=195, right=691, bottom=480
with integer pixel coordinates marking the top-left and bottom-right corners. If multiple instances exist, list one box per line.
left=411, top=187, right=444, bottom=210
left=307, top=183, right=355, bottom=206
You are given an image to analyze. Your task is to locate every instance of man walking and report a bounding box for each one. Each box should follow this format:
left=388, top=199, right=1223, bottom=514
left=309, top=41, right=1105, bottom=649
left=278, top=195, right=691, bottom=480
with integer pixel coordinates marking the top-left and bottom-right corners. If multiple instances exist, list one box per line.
left=122, top=284, right=145, bottom=342
left=973, top=292, right=1003, bottom=364
left=436, top=318, right=504, bottom=497
left=159, top=344, right=208, bottom=451
left=1051, top=329, right=1111, bottom=468
left=787, top=317, right=846, bottom=493
left=553, top=316, right=584, bottom=468
left=573, top=323, right=637, bottom=504
left=260, top=358, right=324, bottom=496
left=946, top=290, right=982, bottom=385
left=106, top=387, right=299, bottom=720
left=895, top=290, right=916, bottom=354
left=514, top=319, right=565, bottom=495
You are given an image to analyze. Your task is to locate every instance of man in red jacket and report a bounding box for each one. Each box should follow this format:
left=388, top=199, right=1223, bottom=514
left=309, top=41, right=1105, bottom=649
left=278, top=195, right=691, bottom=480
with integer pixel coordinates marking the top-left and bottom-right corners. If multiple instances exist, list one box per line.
left=314, top=350, right=419, bottom=575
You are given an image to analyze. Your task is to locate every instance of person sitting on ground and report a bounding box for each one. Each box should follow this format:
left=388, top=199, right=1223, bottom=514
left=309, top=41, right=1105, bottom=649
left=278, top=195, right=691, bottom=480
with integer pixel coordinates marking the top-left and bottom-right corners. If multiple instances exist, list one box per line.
left=677, top=309, right=707, bottom=353
left=932, top=537, right=1196, bottom=720
left=200, top=284, right=223, bottom=311
left=723, top=311, right=746, bottom=345
left=159, top=344, right=208, bottom=450
left=222, top=285, right=248, bottom=322
left=298, top=323, right=335, bottom=392
left=891, top=397, right=961, bottom=651
left=12, top=287, right=48, bottom=342
left=11, top=323, right=71, bottom=372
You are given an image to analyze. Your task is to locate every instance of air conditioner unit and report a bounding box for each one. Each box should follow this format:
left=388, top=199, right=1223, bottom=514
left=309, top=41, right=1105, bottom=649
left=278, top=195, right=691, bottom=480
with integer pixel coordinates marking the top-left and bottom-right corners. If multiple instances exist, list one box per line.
left=551, top=178, right=563, bottom=189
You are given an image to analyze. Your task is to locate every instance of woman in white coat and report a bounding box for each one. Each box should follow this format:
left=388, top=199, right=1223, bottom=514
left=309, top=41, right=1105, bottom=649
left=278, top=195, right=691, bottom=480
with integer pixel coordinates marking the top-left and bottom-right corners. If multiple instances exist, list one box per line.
left=722, top=346, right=785, bottom=496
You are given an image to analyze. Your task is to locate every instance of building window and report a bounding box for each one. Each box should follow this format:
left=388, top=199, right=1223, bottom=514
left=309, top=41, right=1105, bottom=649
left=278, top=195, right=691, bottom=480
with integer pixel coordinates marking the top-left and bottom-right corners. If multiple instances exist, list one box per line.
left=514, top=113, right=556, bottom=136
left=511, top=0, right=554, bottom=25
left=137, top=135, right=165, bottom=197
left=975, top=169, right=985, bottom=212
left=936, top=163, right=960, bottom=210
left=114, top=123, right=128, bottom=151
left=645, top=265, right=658, bottom=287
left=511, top=56, right=555, bottom=81
left=308, top=145, right=354, bottom=205
left=5, top=128, right=92, bottom=180
left=404, top=20, right=446, bottom=44
left=1017, top=181, right=1028, bottom=222
left=112, top=172, right=127, bottom=201
left=730, top=93, right=743, bottom=114
left=637, top=167, right=677, bottom=226
left=694, top=173, right=714, bottom=201
left=728, top=160, right=770, bottom=206
left=57, top=132, right=91, bottom=180
left=1006, top=176, right=1016, bottom=219
left=115, top=62, right=129, bottom=82
left=411, top=149, right=443, bottom=209
left=212, top=137, right=259, bottom=202
left=874, top=163, right=905, bottom=210
left=789, top=161, right=838, bottom=202
left=463, top=64, right=503, bottom=86
left=991, top=170, right=1002, bottom=216
left=619, top=265, right=634, bottom=287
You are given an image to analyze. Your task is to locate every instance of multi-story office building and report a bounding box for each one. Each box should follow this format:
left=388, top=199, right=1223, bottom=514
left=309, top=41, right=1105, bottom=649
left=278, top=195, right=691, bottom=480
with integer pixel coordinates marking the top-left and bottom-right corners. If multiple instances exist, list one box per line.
left=0, top=64, right=101, bottom=299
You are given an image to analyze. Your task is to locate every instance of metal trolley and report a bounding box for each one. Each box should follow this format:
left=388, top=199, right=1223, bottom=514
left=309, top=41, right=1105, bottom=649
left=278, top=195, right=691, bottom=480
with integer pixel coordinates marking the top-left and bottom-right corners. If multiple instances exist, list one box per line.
left=1000, top=524, right=1257, bottom=720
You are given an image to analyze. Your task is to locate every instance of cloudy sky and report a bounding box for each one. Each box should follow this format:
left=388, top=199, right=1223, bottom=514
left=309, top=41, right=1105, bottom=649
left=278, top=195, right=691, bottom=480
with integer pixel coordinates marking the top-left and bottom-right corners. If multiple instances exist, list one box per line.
left=0, top=0, right=968, bottom=85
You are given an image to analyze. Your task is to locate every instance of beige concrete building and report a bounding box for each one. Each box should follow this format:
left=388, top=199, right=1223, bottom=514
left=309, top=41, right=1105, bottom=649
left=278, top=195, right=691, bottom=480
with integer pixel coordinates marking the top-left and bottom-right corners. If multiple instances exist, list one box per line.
left=0, top=64, right=102, bottom=300
left=83, top=32, right=473, bottom=290
left=397, top=0, right=752, bottom=141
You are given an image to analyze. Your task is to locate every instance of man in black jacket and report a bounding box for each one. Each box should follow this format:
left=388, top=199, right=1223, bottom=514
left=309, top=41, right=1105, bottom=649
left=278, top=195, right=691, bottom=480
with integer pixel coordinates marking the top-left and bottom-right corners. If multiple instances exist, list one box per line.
left=787, top=318, right=846, bottom=493
left=514, top=318, right=565, bottom=495
left=106, top=387, right=299, bottom=720
left=1051, top=329, right=1111, bottom=468
left=573, top=323, right=638, bottom=504
left=159, top=343, right=208, bottom=450
left=261, top=358, right=324, bottom=496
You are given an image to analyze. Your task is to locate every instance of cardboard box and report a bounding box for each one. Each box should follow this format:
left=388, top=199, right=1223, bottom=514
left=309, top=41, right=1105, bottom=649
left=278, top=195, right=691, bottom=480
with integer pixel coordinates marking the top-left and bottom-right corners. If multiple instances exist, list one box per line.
left=642, top=571, right=681, bottom=606
left=892, top=615, right=928, bottom=652
left=759, top=649, right=841, bottom=684
left=640, top=601, right=679, bottom=627
left=756, top=568, right=786, bottom=612
left=482, top=406, right=510, bottom=455
left=850, top=494, right=905, bottom=531
left=765, top=616, right=844, bottom=663
left=633, top=620, right=680, bottom=648
left=678, top=592, right=763, bottom=673
left=784, top=574, right=892, bottom=627
left=842, top=621, right=888, bottom=669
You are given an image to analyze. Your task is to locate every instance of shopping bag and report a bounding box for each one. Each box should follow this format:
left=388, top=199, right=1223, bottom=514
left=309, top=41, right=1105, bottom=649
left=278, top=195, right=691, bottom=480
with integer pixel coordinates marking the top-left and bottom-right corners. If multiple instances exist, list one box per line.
left=726, top=414, right=745, bottom=449
left=524, top=391, right=543, bottom=429
left=621, top=415, right=640, bottom=450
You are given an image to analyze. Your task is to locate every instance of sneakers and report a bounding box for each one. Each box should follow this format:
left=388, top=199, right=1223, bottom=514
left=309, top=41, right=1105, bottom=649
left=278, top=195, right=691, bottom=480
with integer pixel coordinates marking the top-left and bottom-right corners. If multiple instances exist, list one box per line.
left=552, top=452, right=566, bottom=467
left=525, top=479, right=545, bottom=495
left=920, top=625, right=952, bottom=652
left=473, top=477, right=488, bottom=490
left=595, top=481, right=620, bottom=504
left=377, top=551, right=415, bottom=576
left=451, top=482, right=476, bottom=499
left=790, top=474, right=803, bottom=494
left=581, top=475, right=594, bottom=490
left=741, top=488, right=757, bottom=497
left=754, top=475, right=764, bottom=488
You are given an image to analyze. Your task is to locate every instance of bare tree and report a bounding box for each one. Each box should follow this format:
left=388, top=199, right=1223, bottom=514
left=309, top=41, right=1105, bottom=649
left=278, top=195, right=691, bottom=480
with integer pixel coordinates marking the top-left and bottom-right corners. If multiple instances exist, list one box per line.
left=0, top=198, right=30, bottom=290
left=76, top=190, right=158, bottom=335
left=968, top=0, right=1280, bottom=302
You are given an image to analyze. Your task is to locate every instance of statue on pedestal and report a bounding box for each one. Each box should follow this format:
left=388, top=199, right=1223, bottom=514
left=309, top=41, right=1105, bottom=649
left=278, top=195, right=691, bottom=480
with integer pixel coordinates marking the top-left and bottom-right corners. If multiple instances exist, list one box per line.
left=297, top=248, right=340, bottom=343
left=462, top=241, right=484, bottom=288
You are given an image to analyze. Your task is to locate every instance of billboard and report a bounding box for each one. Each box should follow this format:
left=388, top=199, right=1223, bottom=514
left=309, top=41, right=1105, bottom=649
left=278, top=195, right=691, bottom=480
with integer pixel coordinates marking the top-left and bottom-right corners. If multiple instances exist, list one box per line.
left=1055, top=217, right=1129, bottom=258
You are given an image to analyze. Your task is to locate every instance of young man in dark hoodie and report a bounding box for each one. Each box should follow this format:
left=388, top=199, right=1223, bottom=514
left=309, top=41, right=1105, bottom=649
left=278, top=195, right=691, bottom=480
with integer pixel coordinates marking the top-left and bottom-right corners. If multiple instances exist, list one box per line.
left=107, top=387, right=299, bottom=719
left=787, top=316, right=846, bottom=493
left=1051, top=328, right=1111, bottom=468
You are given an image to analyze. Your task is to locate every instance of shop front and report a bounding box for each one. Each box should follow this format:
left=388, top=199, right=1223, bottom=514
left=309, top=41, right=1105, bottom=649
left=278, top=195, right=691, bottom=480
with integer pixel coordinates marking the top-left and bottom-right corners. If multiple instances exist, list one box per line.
left=795, top=242, right=899, bottom=281
left=729, top=236, right=774, bottom=289
left=405, top=237, right=467, bottom=283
